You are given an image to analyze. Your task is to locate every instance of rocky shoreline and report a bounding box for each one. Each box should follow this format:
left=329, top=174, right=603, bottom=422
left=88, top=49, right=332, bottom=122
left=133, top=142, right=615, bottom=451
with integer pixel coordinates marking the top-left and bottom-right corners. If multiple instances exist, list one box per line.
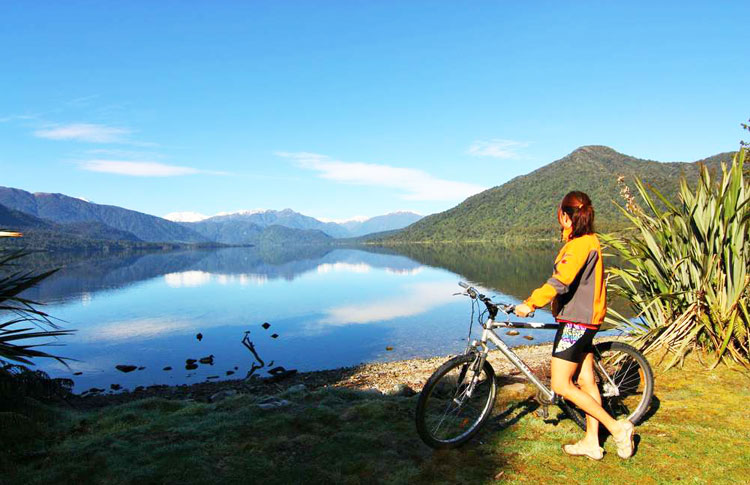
left=70, top=342, right=561, bottom=409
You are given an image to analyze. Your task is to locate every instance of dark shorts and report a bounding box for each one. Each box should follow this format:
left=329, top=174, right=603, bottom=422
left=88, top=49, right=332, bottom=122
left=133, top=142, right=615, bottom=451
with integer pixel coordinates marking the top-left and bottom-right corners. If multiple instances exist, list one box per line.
left=552, top=322, right=598, bottom=363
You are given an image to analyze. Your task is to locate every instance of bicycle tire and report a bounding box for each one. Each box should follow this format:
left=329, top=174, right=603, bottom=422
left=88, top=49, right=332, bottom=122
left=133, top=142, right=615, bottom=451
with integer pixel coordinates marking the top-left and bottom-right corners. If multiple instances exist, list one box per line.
left=415, top=353, right=496, bottom=449
left=559, top=341, right=654, bottom=430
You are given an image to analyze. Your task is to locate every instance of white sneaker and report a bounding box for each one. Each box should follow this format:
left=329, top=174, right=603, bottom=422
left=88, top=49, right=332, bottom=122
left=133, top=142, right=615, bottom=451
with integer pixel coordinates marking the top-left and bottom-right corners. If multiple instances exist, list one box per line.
left=612, top=419, right=635, bottom=459
left=562, top=440, right=604, bottom=460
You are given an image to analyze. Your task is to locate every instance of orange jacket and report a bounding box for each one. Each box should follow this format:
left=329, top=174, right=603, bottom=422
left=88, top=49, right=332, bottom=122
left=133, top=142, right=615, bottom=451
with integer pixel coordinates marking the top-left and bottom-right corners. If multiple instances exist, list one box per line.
left=524, top=231, right=606, bottom=328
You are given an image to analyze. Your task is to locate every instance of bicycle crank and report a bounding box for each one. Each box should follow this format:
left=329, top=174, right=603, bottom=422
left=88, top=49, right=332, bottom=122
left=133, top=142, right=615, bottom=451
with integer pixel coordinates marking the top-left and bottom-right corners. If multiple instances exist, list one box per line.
left=535, top=390, right=555, bottom=419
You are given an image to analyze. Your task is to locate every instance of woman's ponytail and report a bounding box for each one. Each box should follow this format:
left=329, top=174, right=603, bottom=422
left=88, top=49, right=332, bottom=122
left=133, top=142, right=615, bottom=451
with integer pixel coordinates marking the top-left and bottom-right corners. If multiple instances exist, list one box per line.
left=560, top=191, right=595, bottom=238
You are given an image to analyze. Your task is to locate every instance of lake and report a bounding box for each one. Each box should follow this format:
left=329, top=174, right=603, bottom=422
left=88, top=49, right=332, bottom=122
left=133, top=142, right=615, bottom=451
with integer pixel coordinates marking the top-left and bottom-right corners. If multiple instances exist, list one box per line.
left=18, top=244, right=614, bottom=393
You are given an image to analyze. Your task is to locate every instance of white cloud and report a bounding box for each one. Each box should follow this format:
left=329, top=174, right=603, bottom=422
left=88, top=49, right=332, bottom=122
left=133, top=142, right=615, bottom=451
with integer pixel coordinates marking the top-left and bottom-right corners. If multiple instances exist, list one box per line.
left=79, top=160, right=227, bottom=177
left=0, top=114, right=35, bottom=123
left=277, top=152, right=485, bottom=201
left=467, top=139, right=528, bottom=159
left=86, top=148, right=164, bottom=159
left=34, top=123, right=131, bottom=143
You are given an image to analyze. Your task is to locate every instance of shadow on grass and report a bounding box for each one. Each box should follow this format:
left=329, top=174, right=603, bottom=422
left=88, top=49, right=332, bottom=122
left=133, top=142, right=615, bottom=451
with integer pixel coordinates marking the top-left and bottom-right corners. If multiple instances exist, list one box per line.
left=484, top=397, right=540, bottom=433
left=637, top=394, right=661, bottom=425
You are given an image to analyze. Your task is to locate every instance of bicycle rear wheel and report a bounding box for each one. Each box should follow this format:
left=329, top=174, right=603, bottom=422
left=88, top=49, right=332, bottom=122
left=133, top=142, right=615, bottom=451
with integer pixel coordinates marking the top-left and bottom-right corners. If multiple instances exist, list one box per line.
left=415, top=353, right=496, bottom=449
left=560, top=341, right=654, bottom=430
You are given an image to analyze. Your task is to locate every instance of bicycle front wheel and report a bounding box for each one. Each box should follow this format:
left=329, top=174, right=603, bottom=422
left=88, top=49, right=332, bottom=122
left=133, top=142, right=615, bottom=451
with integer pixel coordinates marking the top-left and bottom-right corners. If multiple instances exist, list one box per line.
left=560, top=341, right=654, bottom=430
left=415, top=353, right=496, bottom=449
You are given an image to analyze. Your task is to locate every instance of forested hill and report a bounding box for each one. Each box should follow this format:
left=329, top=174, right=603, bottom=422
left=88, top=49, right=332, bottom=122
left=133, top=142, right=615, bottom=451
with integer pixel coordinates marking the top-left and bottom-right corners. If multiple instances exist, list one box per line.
left=0, top=187, right=207, bottom=243
left=383, top=146, right=736, bottom=242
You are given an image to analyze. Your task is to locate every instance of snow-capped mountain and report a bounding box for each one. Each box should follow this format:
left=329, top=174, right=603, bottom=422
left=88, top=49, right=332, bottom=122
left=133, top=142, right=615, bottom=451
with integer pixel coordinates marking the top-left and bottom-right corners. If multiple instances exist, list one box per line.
left=174, top=208, right=422, bottom=243
left=163, top=211, right=210, bottom=223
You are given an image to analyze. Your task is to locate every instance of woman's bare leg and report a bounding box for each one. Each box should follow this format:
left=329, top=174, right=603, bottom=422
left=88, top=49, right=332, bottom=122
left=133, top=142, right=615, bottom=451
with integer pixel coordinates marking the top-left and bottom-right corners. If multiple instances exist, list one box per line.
left=576, top=352, right=602, bottom=446
left=550, top=357, right=623, bottom=437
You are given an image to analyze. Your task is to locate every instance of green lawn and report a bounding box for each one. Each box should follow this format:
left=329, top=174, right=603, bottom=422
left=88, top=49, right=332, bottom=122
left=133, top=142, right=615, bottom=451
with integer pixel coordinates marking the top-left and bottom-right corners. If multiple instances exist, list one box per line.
left=4, top=355, right=749, bottom=485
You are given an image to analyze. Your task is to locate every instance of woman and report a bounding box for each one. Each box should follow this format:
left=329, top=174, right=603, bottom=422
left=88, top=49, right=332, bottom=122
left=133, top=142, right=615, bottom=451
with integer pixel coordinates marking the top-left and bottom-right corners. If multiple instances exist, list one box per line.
left=514, top=191, right=635, bottom=460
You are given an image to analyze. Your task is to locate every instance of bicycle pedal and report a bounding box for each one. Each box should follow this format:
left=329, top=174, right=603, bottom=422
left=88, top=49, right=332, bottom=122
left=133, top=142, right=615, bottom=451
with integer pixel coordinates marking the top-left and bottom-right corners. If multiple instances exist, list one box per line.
left=535, top=405, right=549, bottom=419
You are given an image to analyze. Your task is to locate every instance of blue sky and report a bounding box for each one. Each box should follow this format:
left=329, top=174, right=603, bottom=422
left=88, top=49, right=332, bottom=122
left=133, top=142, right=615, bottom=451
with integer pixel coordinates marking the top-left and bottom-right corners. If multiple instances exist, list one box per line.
left=1, top=1, right=748, bottom=220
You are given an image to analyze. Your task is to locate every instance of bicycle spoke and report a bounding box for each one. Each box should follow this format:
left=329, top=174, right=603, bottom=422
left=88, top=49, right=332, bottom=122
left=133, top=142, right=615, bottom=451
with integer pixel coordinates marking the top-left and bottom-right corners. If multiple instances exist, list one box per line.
left=591, top=346, right=651, bottom=423
left=432, top=383, right=474, bottom=435
left=420, top=358, right=495, bottom=444
left=431, top=379, right=486, bottom=437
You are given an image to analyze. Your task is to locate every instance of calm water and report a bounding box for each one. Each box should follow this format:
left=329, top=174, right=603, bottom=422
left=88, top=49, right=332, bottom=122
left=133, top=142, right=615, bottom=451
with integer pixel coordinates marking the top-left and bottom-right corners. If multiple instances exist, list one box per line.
left=18, top=244, right=598, bottom=393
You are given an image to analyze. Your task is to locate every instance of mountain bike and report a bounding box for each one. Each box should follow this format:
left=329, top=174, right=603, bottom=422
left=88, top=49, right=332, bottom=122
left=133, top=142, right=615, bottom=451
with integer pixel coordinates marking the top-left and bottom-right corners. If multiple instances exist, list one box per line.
left=415, top=282, right=654, bottom=449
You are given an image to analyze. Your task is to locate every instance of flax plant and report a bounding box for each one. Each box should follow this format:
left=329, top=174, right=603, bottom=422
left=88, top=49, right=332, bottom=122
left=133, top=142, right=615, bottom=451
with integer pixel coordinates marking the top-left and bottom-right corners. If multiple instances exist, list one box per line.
left=0, top=233, right=72, bottom=366
left=603, top=148, right=749, bottom=368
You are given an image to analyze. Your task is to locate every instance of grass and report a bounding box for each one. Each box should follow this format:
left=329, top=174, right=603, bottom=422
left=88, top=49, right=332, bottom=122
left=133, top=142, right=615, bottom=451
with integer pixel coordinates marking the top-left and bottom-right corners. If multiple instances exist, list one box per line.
left=3, top=355, right=749, bottom=485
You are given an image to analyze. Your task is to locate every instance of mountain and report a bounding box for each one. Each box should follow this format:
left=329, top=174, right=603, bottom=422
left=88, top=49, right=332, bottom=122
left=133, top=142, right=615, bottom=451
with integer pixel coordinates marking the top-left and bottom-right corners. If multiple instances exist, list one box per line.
left=195, top=208, right=350, bottom=237
left=382, top=146, right=736, bottom=242
left=258, top=225, right=333, bottom=246
left=0, top=186, right=397, bottom=248
left=0, top=202, right=165, bottom=250
left=179, top=209, right=422, bottom=239
left=180, top=216, right=332, bottom=246
left=339, top=211, right=423, bottom=237
left=180, top=218, right=264, bottom=245
left=0, top=187, right=207, bottom=243
left=0, top=202, right=142, bottom=240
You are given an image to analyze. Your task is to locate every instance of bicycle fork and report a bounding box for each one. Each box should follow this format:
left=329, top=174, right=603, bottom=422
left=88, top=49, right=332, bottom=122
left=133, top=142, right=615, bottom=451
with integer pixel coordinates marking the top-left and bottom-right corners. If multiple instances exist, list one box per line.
left=455, top=351, right=487, bottom=403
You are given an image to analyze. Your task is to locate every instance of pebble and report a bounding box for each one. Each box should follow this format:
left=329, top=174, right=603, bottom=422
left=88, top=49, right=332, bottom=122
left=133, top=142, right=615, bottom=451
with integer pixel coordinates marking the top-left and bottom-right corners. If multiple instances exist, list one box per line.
left=257, top=398, right=291, bottom=410
left=502, top=383, right=527, bottom=394
left=209, top=389, right=238, bottom=403
left=285, top=384, right=307, bottom=394
left=115, top=365, right=137, bottom=373
left=389, top=383, right=416, bottom=397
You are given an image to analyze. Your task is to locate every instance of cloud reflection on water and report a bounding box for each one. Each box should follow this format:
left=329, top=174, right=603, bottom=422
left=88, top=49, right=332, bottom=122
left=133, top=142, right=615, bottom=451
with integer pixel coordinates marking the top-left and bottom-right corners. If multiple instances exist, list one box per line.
left=163, top=271, right=268, bottom=288
left=163, top=259, right=420, bottom=289
left=80, top=317, right=197, bottom=343
left=318, top=281, right=457, bottom=325
left=384, top=267, right=424, bottom=276
left=315, top=262, right=372, bottom=274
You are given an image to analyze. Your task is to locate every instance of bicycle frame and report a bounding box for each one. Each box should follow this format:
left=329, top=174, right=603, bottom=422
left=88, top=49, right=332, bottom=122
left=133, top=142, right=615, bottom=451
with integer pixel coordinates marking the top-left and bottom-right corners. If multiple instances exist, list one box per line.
left=470, top=316, right=623, bottom=403
left=472, top=317, right=559, bottom=402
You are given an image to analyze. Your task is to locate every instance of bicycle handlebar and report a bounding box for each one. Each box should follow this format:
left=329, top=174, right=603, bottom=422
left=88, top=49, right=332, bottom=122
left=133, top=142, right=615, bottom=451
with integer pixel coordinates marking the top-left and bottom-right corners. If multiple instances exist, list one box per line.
left=457, top=281, right=534, bottom=318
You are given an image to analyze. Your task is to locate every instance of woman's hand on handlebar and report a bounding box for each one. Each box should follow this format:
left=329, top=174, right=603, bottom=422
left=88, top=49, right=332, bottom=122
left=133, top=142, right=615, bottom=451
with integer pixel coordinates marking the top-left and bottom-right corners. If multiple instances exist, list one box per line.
left=514, top=303, right=534, bottom=318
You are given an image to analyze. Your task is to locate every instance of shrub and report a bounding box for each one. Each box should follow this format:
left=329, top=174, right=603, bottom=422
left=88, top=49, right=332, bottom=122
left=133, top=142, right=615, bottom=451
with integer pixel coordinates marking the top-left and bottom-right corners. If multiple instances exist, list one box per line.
left=604, top=147, right=749, bottom=368
left=0, top=248, right=72, bottom=365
